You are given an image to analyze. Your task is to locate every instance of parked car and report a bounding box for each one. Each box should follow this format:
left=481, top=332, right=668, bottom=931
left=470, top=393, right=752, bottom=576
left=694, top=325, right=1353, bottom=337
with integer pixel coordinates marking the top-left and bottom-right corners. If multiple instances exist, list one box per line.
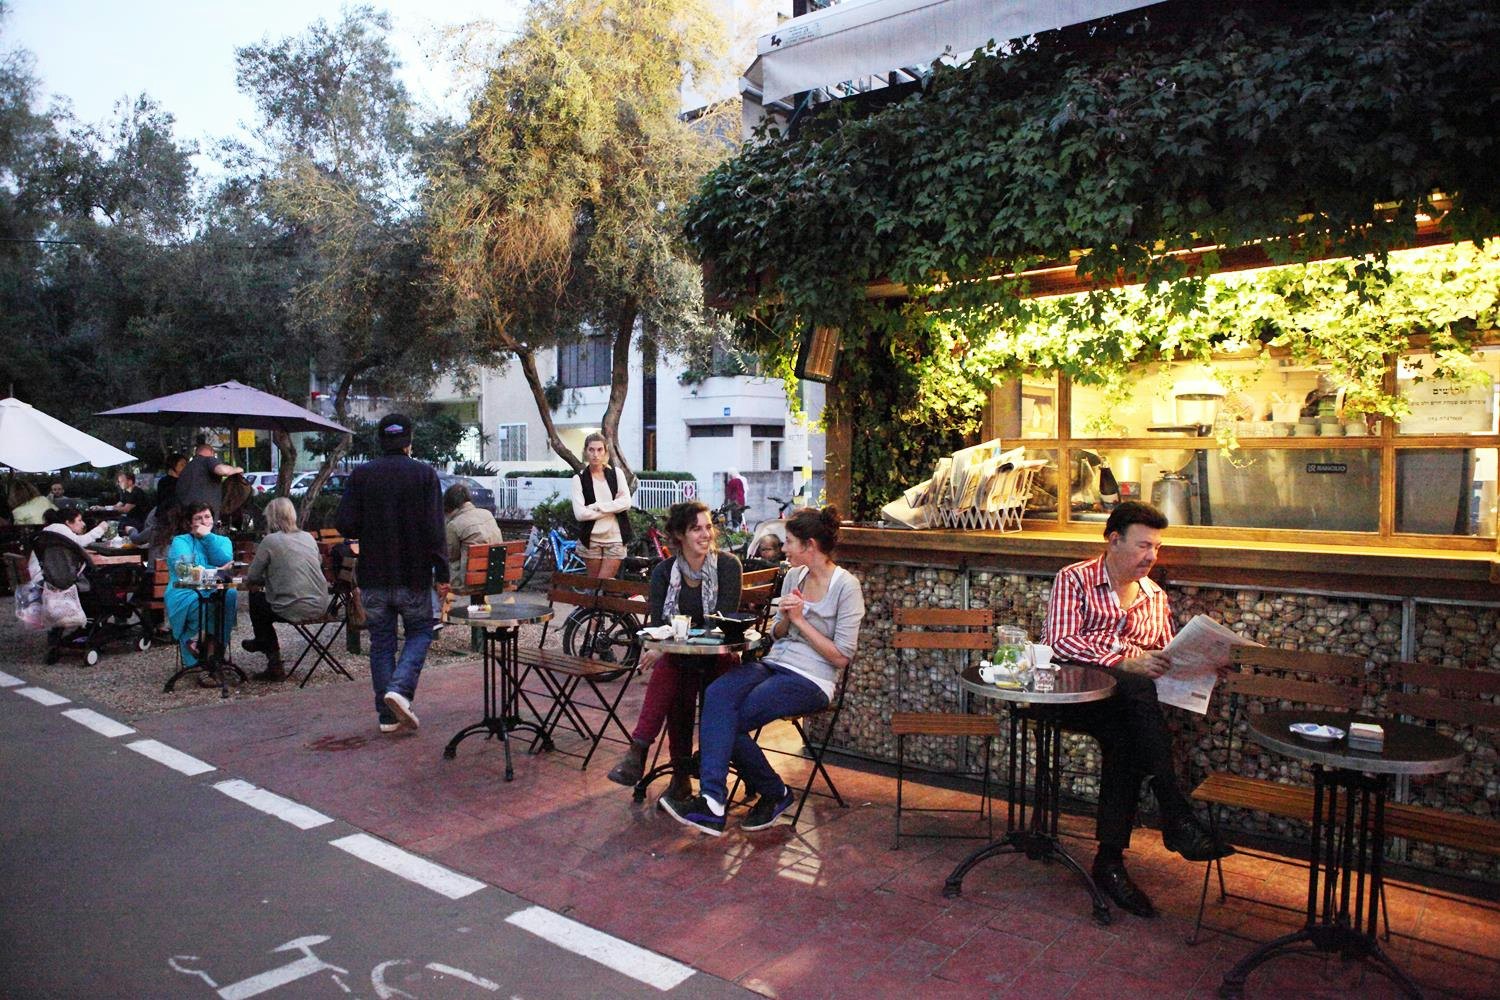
left=242, top=472, right=279, bottom=493
left=287, top=471, right=350, bottom=496
left=438, top=474, right=497, bottom=516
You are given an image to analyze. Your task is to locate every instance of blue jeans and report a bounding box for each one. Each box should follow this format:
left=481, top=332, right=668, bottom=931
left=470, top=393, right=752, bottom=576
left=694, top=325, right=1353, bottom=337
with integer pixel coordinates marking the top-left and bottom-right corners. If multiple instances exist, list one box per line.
left=699, top=662, right=828, bottom=805
left=364, top=586, right=435, bottom=718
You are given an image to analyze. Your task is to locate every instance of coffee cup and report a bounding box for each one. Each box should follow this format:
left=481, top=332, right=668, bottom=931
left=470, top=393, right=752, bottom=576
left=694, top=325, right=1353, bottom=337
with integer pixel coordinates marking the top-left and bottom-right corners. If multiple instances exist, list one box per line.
left=671, top=614, right=690, bottom=641
left=1293, top=424, right=1318, bottom=437
left=1344, top=421, right=1368, bottom=436
left=1318, top=422, right=1343, bottom=436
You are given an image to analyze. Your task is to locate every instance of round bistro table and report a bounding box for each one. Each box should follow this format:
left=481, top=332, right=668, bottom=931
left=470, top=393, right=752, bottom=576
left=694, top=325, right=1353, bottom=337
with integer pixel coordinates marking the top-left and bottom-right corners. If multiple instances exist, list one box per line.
left=945, top=663, right=1118, bottom=924
left=441, top=595, right=554, bottom=780
left=165, top=577, right=247, bottom=698
left=1219, top=709, right=1463, bottom=999
left=631, top=633, right=748, bottom=801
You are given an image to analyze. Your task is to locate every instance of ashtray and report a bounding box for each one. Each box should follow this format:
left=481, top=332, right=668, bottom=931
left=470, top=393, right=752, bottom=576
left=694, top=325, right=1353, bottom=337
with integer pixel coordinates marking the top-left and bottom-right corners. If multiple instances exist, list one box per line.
left=1290, top=722, right=1346, bottom=742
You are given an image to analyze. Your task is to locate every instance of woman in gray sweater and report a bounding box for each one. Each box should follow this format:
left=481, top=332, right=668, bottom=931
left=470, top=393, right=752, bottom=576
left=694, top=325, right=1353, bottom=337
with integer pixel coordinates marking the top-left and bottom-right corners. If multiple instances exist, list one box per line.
left=661, top=506, right=864, bottom=836
left=607, top=501, right=741, bottom=800
left=242, top=497, right=331, bottom=681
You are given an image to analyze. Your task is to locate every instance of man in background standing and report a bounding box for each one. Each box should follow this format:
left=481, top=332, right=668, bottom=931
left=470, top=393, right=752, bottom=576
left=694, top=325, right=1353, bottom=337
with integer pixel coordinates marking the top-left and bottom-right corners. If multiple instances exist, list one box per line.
left=177, top=437, right=243, bottom=523
left=336, top=413, right=449, bottom=734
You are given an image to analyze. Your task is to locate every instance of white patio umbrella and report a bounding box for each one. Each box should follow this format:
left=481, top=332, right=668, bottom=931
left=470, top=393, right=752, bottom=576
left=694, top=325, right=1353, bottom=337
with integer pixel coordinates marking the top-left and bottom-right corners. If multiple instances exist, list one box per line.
left=0, top=397, right=137, bottom=473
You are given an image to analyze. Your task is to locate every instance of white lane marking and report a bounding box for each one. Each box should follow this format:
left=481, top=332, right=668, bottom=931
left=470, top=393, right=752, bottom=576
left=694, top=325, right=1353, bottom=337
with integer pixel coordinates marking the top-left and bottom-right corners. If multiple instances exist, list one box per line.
left=328, top=834, right=485, bottom=900
left=504, top=906, right=695, bottom=992
left=0, top=669, right=24, bottom=687
left=216, top=936, right=347, bottom=1000
left=15, top=686, right=70, bottom=706
left=61, top=707, right=136, bottom=738
left=425, top=963, right=500, bottom=991
left=126, top=739, right=216, bottom=776
left=213, top=779, right=332, bottom=830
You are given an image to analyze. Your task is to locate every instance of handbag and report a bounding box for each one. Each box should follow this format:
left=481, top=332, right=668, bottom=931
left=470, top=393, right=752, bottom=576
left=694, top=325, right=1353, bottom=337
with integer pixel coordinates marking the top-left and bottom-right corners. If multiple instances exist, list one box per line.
left=14, top=578, right=46, bottom=630
left=42, top=583, right=87, bottom=631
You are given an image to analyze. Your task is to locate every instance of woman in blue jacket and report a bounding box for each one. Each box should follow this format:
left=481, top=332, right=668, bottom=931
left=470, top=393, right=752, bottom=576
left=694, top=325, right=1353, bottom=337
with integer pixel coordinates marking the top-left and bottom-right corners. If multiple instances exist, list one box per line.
left=166, top=502, right=238, bottom=678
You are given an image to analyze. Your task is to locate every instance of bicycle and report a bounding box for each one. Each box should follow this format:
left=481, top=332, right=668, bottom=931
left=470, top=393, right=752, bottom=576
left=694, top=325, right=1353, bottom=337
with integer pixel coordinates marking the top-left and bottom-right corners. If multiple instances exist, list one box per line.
left=620, top=508, right=671, bottom=582
left=518, top=526, right=585, bottom=589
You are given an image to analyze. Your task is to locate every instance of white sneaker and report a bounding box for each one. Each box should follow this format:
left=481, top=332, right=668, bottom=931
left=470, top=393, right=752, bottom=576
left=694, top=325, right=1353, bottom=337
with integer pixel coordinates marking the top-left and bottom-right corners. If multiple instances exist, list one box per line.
left=379, top=721, right=401, bottom=734
left=383, top=691, right=419, bottom=731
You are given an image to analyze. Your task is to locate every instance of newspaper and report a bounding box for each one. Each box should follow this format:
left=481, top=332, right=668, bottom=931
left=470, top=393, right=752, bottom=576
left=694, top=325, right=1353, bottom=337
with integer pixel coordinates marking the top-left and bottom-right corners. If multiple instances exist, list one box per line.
left=1155, top=614, right=1260, bottom=715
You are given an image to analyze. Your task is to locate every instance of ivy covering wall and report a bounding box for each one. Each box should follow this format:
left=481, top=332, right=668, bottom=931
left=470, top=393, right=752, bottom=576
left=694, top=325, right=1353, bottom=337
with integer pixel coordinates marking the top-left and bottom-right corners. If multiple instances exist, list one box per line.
left=683, top=0, right=1500, bottom=518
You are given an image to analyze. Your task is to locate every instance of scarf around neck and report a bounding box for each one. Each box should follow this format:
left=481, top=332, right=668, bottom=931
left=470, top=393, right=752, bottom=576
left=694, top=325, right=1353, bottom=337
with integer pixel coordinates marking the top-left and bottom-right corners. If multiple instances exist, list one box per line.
left=663, top=552, right=717, bottom=622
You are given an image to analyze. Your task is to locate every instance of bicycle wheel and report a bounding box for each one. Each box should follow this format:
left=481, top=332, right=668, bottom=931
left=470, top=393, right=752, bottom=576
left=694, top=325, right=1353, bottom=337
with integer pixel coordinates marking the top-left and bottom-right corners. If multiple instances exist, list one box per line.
left=561, top=608, right=640, bottom=672
left=518, top=540, right=554, bottom=590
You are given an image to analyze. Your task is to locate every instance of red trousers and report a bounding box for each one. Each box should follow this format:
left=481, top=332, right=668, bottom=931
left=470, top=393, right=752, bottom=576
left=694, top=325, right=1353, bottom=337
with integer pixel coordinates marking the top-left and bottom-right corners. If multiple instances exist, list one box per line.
left=630, top=652, right=736, bottom=760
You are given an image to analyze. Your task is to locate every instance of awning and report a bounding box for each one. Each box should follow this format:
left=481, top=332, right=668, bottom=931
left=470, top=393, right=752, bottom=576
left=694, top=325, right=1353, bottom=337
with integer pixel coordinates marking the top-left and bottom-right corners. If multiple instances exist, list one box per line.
left=756, top=0, right=1166, bottom=104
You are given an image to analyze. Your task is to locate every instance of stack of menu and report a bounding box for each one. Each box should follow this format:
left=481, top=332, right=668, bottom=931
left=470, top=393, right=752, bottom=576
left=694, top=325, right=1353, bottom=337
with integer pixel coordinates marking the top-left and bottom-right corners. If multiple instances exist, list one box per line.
left=881, top=439, right=1048, bottom=531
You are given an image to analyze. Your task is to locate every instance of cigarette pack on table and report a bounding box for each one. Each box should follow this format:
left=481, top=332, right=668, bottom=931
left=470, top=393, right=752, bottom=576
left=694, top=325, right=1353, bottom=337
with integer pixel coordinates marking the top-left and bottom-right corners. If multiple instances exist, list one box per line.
left=1347, top=722, right=1385, bottom=752
left=467, top=603, right=492, bottom=618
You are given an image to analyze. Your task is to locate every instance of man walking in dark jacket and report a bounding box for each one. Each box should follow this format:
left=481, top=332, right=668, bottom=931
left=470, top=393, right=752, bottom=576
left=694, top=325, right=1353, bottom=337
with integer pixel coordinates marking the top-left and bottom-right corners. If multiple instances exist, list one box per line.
left=335, top=413, right=449, bottom=733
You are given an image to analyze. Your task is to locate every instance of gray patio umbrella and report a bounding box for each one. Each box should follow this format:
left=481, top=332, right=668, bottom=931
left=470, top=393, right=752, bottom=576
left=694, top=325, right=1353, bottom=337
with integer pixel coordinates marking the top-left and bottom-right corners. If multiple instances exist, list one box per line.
left=97, top=380, right=351, bottom=435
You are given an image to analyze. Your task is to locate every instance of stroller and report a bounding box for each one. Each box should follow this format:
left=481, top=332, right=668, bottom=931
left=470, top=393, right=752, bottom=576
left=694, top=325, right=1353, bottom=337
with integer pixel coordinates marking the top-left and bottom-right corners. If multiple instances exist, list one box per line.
left=31, top=532, right=153, bottom=666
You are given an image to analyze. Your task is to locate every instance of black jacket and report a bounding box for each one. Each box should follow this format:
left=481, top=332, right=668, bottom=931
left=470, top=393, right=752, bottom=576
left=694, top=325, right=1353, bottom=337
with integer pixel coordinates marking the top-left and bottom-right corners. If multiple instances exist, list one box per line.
left=334, top=454, right=448, bottom=590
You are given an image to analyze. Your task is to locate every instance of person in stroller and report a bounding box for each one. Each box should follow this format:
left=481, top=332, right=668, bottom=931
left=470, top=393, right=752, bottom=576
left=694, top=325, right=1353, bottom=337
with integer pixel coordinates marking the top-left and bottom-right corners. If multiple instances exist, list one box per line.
left=27, top=507, right=149, bottom=664
left=27, top=506, right=108, bottom=581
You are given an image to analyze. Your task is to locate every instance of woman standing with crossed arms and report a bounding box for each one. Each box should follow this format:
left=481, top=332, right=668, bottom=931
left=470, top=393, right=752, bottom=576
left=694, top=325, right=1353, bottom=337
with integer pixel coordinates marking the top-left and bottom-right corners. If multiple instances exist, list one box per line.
left=570, top=432, right=633, bottom=579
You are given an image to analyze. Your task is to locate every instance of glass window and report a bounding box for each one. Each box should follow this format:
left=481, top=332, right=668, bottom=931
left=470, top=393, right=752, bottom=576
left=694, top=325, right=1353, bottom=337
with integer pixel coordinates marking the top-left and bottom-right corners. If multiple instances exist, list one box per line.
left=1396, top=449, right=1497, bottom=537
left=1397, top=349, right=1500, bottom=436
left=557, top=337, right=612, bottom=388
left=1018, top=449, right=1058, bottom=522
left=1074, top=447, right=1381, bottom=532
left=688, top=425, right=733, bottom=438
left=497, top=423, right=527, bottom=463
left=988, top=376, right=1057, bottom=439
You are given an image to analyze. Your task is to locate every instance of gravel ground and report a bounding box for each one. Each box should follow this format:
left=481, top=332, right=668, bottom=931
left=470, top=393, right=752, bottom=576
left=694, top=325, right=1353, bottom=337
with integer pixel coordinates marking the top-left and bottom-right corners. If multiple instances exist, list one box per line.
left=0, top=598, right=555, bottom=720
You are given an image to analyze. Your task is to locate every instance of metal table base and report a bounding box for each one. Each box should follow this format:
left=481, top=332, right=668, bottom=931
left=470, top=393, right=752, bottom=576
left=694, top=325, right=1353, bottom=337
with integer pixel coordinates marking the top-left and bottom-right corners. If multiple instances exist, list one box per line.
left=443, top=620, right=552, bottom=780
left=944, top=704, right=1113, bottom=926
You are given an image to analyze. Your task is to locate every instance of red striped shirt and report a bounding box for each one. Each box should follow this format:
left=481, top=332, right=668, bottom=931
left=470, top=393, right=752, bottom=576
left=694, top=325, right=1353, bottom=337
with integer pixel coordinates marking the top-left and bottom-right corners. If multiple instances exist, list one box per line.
left=1044, top=554, right=1174, bottom=667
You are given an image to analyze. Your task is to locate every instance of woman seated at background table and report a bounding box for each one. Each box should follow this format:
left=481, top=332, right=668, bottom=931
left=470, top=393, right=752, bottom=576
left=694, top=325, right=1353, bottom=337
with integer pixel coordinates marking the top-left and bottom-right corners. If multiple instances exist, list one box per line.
left=165, top=502, right=238, bottom=683
left=9, top=481, right=55, bottom=526
left=661, top=506, right=864, bottom=836
left=241, top=497, right=330, bottom=683
left=606, top=500, right=742, bottom=800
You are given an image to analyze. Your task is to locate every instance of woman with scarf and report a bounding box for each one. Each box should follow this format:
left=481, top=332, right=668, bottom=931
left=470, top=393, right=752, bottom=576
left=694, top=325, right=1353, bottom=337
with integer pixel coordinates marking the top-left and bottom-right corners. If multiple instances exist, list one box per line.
left=606, top=500, right=742, bottom=800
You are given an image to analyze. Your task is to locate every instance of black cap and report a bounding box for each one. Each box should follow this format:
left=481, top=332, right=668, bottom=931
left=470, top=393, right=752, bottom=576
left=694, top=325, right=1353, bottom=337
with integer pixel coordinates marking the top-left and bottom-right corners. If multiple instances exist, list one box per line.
left=377, top=412, right=414, bottom=452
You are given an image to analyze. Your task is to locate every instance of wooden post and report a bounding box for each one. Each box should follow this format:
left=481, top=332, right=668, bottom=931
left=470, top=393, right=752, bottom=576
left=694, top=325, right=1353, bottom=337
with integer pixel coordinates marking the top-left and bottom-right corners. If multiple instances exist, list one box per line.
left=825, top=377, right=852, bottom=515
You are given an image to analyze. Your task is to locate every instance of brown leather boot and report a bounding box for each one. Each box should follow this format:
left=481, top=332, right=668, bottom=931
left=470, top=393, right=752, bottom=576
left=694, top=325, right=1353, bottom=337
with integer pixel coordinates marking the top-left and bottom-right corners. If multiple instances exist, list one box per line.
left=664, top=760, right=694, bottom=801
left=607, top=741, right=649, bottom=786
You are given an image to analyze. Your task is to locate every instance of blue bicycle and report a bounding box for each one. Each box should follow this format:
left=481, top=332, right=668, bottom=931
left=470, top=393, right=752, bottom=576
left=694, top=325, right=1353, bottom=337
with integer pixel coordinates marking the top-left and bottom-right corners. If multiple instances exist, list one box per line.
left=518, top=526, right=586, bottom=589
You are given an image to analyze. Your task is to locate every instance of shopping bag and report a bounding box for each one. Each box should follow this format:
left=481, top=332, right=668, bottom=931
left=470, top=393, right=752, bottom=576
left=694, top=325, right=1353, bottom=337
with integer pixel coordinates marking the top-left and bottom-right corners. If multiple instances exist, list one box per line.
left=14, top=578, right=46, bottom=630
left=42, top=583, right=87, bottom=631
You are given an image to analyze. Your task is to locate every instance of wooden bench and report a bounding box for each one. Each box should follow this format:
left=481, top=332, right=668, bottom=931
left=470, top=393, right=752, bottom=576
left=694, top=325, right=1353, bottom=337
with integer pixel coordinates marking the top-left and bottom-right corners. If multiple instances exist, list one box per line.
left=1188, top=646, right=1368, bottom=941
left=889, top=607, right=1002, bottom=847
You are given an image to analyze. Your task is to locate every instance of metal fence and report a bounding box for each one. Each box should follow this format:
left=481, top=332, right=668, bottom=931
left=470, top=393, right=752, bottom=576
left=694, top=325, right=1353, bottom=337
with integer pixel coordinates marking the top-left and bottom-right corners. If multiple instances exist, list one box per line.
left=488, top=476, right=697, bottom=517
left=634, top=478, right=697, bottom=511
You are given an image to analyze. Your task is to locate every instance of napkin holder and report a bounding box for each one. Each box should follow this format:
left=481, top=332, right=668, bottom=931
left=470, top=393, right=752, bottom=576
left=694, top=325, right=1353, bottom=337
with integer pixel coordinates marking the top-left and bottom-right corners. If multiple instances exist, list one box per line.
left=1347, top=722, right=1385, bottom=752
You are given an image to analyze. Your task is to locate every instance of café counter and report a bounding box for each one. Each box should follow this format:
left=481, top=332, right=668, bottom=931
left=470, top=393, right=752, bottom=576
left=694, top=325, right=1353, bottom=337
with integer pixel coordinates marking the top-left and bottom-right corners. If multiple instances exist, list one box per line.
left=825, top=526, right=1500, bottom=881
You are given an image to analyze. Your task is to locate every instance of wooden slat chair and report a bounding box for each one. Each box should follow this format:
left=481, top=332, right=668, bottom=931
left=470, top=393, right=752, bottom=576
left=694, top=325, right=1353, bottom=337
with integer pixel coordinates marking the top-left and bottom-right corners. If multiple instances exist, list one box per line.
left=889, top=607, right=1002, bottom=847
left=513, top=573, right=646, bottom=770
left=1382, top=661, right=1500, bottom=865
left=450, top=539, right=526, bottom=601
left=1188, top=645, right=1368, bottom=943
left=287, top=554, right=357, bottom=688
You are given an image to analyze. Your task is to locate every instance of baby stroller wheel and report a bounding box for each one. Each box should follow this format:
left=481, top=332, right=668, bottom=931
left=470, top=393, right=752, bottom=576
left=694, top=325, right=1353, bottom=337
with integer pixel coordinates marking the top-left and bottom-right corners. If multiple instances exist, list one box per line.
left=137, top=635, right=153, bottom=652
left=84, top=648, right=101, bottom=667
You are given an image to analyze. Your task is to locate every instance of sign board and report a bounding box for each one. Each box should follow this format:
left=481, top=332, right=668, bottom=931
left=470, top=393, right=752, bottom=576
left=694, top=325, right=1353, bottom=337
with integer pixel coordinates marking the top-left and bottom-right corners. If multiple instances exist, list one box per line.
left=237, top=429, right=257, bottom=448
left=723, top=406, right=731, bottom=417
left=1400, top=377, right=1494, bottom=435
left=681, top=481, right=697, bottom=499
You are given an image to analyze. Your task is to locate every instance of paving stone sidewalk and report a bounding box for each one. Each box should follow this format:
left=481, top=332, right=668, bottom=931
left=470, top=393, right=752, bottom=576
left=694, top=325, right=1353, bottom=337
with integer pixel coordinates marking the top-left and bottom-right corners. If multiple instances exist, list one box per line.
left=4, top=609, right=1495, bottom=998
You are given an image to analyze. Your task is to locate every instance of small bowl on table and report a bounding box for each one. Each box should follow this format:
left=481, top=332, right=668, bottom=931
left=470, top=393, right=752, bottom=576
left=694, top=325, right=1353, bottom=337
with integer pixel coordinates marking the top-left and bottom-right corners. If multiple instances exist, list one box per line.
left=705, top=611, right=759, bottom=643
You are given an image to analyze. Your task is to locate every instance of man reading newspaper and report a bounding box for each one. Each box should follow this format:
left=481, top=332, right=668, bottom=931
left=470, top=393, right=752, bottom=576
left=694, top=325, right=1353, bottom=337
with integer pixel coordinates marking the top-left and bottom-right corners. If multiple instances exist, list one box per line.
left=1044, top=500, right=1235, bottom=919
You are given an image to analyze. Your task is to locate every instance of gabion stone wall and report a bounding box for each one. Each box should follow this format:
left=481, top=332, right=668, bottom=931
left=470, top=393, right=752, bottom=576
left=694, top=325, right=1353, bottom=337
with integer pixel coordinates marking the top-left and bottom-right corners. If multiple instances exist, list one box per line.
left=837, top=557, right=1500, bottom=883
